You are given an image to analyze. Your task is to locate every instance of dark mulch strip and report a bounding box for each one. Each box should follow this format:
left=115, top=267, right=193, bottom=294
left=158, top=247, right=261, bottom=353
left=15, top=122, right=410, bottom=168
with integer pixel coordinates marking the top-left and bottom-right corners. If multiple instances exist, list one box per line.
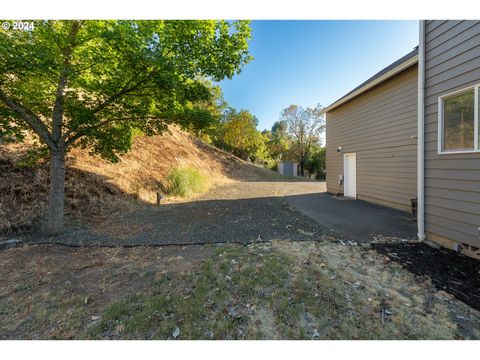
left=372, top=242, right=480, bottom=311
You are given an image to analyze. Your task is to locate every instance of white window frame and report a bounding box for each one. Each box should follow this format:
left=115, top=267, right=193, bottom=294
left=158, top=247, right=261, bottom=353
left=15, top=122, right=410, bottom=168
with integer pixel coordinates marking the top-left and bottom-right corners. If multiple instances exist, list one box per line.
left=438, top=84, right=479, bottom=155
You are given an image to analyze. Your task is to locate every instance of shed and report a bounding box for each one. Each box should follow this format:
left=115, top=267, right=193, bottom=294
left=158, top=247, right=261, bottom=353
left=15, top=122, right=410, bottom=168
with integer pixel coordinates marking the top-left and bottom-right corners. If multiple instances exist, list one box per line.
left=277, top=161, right=298, bottom=177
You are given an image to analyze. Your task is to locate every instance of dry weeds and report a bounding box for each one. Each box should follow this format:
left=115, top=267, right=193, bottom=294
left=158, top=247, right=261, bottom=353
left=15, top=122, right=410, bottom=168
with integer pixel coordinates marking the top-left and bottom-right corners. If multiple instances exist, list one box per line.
left=0, top=126, right=277, bottom=236
left=1, top=240, right=478, bottom=339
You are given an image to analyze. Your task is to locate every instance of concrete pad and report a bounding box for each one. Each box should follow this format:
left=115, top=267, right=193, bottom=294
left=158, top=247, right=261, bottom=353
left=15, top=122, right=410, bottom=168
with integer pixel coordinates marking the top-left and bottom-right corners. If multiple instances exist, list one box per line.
left=285, top=191, right=417, bottom=242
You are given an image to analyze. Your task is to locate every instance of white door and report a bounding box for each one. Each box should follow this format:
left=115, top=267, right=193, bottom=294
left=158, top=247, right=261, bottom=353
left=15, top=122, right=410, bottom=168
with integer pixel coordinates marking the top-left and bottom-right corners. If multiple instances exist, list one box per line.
left=343, top=153, right=357, bottom=198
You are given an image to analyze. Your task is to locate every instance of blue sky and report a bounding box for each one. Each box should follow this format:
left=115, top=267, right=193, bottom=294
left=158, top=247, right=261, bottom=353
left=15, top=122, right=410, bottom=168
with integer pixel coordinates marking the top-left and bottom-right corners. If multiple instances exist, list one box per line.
left=219, top=20, right=419, bottom=131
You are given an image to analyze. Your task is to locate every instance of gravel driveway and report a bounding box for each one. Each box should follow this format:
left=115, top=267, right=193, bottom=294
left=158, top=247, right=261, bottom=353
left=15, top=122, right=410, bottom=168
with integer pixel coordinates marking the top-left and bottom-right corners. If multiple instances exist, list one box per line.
left=31, top=181, right=327, bottom=246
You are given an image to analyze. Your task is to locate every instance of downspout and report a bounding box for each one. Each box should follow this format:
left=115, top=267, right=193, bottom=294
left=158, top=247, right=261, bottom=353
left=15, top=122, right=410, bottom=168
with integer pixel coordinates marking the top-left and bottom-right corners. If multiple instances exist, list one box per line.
left=417, top=20, right=426, bottom=242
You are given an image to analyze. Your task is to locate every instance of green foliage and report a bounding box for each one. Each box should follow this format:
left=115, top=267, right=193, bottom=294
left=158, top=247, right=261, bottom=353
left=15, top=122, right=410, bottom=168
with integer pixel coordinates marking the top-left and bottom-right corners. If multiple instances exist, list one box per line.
left=280, top=104, right=325, bottom=175
left=265, top=158, right=278, bottom=171
left=222, top=108, right=257, bottom=154
left=217, top=108, right=270, bottom=163
left=0, top=20, right=253, bottom=161
left=304, top=146, right=326, bottom=180
left=251, top=131, right=272, bottom=163
left=0, top=115, right=25, bottom=143
left=166, top=166, right=209, bottom=197
left=271, top=120, right=288, bottom=137
left=179, top=82, right=227, bottom=137
left=130, top=127, right=144, bottom=138
left=16, top=144, right=49, bottom=168
left=0, top=20, right=253, bottom=232
left=267, top=120, right=291, bottom=159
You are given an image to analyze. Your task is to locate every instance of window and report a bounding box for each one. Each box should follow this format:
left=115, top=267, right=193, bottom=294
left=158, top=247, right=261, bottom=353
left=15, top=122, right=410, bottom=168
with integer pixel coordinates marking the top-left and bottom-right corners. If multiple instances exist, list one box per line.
left=438, top=84, right=479, bottom=154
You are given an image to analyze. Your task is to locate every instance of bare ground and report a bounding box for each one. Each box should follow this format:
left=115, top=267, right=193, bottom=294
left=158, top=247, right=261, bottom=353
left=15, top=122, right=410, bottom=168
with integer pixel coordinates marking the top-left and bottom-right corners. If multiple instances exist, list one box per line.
left=1, top=147, right=479, bottom=339
left=27, top=181, right=325, bottom=246
left=1, top=182, right=480, bottom=339
left=0, top=244, right=213, bottom=339
left=1, top=238, right=479, bottom=339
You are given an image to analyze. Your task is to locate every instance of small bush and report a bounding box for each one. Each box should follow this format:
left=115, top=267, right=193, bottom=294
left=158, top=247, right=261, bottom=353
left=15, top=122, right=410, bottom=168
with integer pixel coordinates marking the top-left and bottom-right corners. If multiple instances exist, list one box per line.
left=166, top=166, right=209, bottom=197
left=266, top=159, right=277, bottom=171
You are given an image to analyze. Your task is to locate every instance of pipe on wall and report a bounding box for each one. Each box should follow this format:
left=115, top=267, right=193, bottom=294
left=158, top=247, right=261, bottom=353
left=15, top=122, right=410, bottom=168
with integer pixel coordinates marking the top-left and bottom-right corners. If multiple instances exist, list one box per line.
left=417, top=20, right=426, bottom=242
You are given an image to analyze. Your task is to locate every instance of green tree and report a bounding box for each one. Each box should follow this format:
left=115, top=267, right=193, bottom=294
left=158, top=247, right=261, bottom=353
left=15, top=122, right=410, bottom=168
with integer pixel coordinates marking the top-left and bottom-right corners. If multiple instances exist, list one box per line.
left=268, top=120, right=291, bottom=159
left=304, top=145, right=326, bottom=180
left=0, top=20, right=252, bottom=234
left=271, top=120, right=288, bottom=138
left=179, top=82, right=227, bottom=138
left=250, top=130, right=271, bottom=164
left=222, top=108, right=265, bottom=162
left=280, top=104, right=324, bottom=176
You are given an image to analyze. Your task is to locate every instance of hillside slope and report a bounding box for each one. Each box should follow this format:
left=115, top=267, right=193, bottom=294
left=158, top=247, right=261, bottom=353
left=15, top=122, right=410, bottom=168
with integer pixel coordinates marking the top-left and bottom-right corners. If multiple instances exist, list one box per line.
left=0, top=126, right=278, bottom=236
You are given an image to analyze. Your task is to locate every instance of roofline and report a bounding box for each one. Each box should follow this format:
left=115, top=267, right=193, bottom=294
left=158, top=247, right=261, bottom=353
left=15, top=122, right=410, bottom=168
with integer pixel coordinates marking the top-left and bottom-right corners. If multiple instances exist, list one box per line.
left=320, top=54, right=418, bottom=115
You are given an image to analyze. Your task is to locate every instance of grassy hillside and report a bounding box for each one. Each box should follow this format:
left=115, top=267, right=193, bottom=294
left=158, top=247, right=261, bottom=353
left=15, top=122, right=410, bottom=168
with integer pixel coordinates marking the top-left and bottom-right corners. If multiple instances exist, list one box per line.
left=0, top=126, right=278, bottom=236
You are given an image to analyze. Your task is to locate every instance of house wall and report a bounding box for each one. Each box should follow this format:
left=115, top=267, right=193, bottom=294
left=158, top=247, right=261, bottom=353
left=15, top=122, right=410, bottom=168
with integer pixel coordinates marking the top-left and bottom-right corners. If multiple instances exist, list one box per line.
left=326, top=65, right=418, bottom=211
left=424, top=20, right=480, bottom=248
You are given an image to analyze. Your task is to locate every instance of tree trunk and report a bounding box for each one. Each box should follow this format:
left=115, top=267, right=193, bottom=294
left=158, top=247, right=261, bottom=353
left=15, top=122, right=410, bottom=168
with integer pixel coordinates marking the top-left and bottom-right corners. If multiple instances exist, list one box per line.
left=47, top=149, right=66, bottom=236
left=300, top=153, right=305, bottom=176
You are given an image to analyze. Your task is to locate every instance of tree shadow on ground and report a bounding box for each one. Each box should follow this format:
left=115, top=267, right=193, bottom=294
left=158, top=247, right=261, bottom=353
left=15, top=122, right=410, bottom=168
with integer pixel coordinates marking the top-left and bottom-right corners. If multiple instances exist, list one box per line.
left=28, top=194, right=327, bottom=246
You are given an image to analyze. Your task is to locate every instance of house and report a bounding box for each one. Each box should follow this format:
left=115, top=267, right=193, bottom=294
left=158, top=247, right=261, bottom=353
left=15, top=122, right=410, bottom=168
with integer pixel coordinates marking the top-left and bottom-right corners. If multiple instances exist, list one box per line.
left=322, top=20, right=480, bottom=259
left=277, top=160, right=299, bottom=177
left=323, top=48, right=418, bottom=211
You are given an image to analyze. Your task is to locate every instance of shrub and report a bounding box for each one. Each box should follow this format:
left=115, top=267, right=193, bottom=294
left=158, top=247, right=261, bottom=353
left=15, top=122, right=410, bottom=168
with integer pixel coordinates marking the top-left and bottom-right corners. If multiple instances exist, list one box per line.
left=166, top=166, right=209, bottom=197
left=266, top=158, right=277, bottom=171
left=305, top=147, right=326, bottom=180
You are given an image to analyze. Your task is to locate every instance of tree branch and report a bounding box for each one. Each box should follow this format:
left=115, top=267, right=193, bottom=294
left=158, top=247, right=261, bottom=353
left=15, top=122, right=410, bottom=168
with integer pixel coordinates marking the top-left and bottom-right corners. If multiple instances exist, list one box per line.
left=0, top=89, right=56, bottom=150
left=62, top=71, right=153, bottom=145
left=92, top=71, right=151, bottom=116
left=64, top=117, right=118, bottom=147
left=64, top=115, right=163, bottom=147
left=51, top=20, right=82, bottom=145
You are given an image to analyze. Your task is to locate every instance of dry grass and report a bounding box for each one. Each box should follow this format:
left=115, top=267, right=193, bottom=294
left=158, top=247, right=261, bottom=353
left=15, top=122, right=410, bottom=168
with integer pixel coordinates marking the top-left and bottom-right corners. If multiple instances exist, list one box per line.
left=68, top=127, right=239, bottom=203
left=1, top=240, right=479, bottom=339
left=165, top=166, right=210, bottom=197
left=0, top=126, right=278, bottom=236
left=0, top=148, right=132, bottom=235
left=0, top=243, right=213, bottom=339
left=78, top=241, right=480, bottom=340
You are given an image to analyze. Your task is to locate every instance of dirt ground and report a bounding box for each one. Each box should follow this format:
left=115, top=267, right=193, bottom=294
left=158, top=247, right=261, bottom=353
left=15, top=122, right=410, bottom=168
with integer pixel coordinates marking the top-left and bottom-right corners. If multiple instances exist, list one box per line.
left=1, top=238, right=479, bottom=339
left=0, top=244, right=213, bottom=339
left=1, top=180, right=480, bottom=339
left=27, top=181, right=325, bottom=246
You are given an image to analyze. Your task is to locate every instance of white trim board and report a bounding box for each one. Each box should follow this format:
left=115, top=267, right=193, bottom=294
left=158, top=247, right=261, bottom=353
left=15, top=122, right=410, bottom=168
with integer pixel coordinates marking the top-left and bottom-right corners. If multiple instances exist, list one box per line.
left=437, top=83, right=480, bottom=155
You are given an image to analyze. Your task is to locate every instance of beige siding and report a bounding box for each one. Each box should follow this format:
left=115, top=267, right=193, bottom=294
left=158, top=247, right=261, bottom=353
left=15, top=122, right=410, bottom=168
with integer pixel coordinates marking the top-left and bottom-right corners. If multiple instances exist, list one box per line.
left=326, top=65, right=418, bottom=211
left=424, top=20, right=480, bottom=248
